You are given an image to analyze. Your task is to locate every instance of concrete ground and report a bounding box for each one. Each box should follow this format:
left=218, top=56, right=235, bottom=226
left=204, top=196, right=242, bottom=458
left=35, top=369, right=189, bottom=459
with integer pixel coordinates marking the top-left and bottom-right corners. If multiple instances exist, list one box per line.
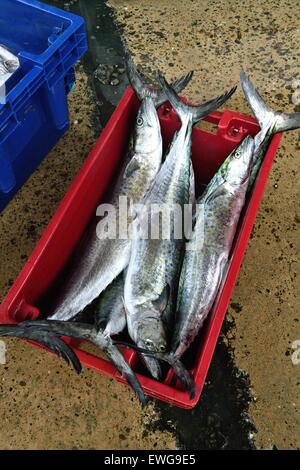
left=0, top=0, right=299, bottom=450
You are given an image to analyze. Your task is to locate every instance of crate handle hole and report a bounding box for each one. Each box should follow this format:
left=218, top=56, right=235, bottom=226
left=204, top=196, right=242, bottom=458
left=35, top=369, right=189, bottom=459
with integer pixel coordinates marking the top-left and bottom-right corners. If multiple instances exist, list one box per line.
left=15, top=300, right=40, bottom=322
left=227, top=124, right=248, bottom=140
left=198, top=120, right=219, bottom=134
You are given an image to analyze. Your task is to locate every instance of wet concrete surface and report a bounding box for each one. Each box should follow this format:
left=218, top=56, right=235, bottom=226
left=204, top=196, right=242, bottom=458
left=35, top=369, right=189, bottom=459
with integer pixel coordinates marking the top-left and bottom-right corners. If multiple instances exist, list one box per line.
left=63, top=0, right=129, bottom=128
left=0, top=0, right=299, bottom=450
left=108, top=0, right=300, bottom=450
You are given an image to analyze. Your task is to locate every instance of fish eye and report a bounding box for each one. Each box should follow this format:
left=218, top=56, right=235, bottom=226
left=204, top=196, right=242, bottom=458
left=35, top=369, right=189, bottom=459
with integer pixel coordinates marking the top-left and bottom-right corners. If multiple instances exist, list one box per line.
left=145, top=339, right=153, bottom=348
left=137, top=117, right=144, bottom=127
left=234, top=151, right=241, bottom=159
left=159, top=345, right=166, bottom=352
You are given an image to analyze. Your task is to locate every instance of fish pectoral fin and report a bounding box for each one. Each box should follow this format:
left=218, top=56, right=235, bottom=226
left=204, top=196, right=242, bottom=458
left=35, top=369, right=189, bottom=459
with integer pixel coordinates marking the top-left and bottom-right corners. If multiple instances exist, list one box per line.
left=189, top=162, right=196, bottom=205
left=202, top=181, right=227, bottom=205
left=124, top=157, right=140, bottom=179
left=152, top=284, right=170, bottom=313
left=216, top=255, right=228, bottom=292
left=121, top=296, right=130, bottom=319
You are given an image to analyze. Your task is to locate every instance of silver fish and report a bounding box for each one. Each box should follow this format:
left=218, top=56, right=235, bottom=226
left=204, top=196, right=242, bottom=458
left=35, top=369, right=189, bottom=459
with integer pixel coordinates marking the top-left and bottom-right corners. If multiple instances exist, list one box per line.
left=49, top=57, right=192, bottom=322
left=240, top=70, right=300, bottom=188
left=124, top=72, right=236, bottom=383
left=173, top=135, right=254, bottom=357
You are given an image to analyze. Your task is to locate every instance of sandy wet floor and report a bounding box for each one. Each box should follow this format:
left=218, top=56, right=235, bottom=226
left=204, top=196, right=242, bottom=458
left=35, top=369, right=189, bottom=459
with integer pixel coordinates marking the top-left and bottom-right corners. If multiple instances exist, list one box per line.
left=109, top=0, right=300, bottom=449
left=0, top=0, right=299, bottom=450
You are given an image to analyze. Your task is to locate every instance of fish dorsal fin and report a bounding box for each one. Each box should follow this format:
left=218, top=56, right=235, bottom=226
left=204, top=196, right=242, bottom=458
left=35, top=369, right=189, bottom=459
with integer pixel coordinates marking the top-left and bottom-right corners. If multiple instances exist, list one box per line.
left=203, top=182, right=227, bottom=206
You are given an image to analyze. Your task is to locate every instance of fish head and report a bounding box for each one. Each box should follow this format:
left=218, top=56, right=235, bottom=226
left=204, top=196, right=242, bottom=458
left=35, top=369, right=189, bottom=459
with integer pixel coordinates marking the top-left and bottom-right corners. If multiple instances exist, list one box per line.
left=136, top=315, right=166, bottom=380
left=221, top=135, right=255, bottom=186
left=137, top=314, right=167, bottom=353
left=133, top=96, right=161, bottom=154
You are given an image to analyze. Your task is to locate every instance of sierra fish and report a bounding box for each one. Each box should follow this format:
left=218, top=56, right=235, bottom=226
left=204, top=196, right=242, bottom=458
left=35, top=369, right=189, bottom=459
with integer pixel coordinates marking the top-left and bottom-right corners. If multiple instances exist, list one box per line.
left=173, top=135, right=254, bottom=357
left=124, top=72, right=236, bottom=385
left=48, top=56, right=192, bottom=322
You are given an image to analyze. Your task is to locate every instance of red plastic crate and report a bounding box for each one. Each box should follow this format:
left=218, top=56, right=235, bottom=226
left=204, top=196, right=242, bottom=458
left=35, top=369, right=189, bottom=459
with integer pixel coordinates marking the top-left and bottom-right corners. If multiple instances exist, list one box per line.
left=0, top=87, right=282, bottom=408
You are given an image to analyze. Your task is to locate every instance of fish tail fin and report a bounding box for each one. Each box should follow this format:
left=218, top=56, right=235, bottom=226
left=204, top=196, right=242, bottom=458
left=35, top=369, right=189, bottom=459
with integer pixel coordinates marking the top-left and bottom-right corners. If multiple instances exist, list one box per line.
left=22, top=319, right=92, bottom=340
left=154, top=71, right=194, bottom=107
left=169, top=356, right=196, bottom=399
left=24, top=320, right=147, bottom=406
left=158, top=70, right=236, bottom=125
left=124, top=48, right=193, bottom=106
left=240, top=70, right=300, bottom=133
left=34, top=333, right=82, bottom=375
left=114, top=341, right=195, bottom=399
left=101, top=337, right=147, bottom=407
left=0, top=324, right=82, bottom=374
left=124, top=49, right=149, bottom=100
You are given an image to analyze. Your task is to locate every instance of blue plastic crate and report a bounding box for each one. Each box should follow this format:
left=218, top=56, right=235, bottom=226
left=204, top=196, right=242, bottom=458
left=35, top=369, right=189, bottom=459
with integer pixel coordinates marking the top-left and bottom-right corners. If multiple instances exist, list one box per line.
left=0, top=0, right=88, bottom=211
